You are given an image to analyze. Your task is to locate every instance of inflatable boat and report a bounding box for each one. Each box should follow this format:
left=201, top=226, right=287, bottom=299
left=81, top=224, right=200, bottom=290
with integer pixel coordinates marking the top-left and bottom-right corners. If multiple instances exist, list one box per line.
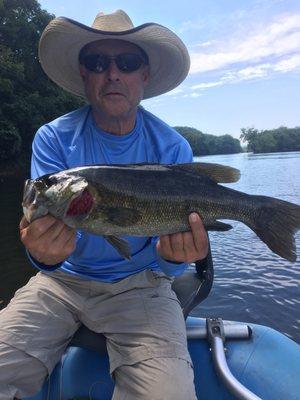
left=24, top=250, right=300, bottom=400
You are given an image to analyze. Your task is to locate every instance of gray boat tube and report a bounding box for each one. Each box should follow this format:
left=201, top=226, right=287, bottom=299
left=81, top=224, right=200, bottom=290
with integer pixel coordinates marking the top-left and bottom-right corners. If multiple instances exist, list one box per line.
left=210, top=335, right=262, bottom=400
left=186, top=317, right=262, bottom=400
left=206, top=318, right=262, bottom=400
left=186, top=317, right=251, bottom=340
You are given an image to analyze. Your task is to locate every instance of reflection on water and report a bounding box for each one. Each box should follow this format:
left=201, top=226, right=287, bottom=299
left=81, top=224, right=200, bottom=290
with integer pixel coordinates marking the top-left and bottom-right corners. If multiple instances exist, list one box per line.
left=0, top=152, right=300, bottom=342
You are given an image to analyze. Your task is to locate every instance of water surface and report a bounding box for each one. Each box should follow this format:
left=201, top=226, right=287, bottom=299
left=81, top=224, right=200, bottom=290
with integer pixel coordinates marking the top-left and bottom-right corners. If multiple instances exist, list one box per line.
left=192, top=152, right=300, bottom=342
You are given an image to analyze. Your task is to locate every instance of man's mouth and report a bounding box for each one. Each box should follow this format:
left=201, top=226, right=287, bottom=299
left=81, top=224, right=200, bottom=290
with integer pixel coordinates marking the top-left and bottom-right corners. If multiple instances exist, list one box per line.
left=105, top=91, right=124, bottom=96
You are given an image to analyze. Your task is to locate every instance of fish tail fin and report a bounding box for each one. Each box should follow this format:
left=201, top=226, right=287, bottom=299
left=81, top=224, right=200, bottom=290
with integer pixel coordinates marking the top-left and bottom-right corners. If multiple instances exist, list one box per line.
left=247, top=197, right=300, bottom=262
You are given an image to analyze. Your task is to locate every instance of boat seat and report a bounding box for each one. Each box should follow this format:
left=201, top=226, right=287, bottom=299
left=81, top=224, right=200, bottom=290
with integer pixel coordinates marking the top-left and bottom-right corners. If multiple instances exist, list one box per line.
left=70, top=242, right=214, bottom=354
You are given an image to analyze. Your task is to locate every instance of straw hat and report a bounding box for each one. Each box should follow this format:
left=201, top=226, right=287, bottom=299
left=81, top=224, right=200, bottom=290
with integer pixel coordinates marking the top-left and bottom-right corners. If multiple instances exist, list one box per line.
left=39, top=10, right=190, bottom=99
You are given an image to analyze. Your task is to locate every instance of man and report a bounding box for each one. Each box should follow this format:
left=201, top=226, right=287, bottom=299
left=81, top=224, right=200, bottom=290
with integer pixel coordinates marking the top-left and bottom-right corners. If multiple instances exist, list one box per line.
left=0, top=10, right=208, bottom=399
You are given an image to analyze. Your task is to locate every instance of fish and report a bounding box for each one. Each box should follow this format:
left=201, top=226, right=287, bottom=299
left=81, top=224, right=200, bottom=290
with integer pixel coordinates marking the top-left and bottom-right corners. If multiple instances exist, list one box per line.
left=22, top=163, right=300, bottom=262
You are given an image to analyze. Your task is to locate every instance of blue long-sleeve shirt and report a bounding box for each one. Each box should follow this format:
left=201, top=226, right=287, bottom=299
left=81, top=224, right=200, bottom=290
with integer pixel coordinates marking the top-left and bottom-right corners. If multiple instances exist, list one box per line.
left=29, top=105, right=194, bottom=282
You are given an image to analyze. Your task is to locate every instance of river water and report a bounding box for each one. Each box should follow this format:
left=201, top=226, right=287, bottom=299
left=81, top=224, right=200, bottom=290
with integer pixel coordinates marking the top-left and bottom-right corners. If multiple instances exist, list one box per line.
left=0, top=152, right=299, bottom=342
left=192, top=152, right=300, bottom=342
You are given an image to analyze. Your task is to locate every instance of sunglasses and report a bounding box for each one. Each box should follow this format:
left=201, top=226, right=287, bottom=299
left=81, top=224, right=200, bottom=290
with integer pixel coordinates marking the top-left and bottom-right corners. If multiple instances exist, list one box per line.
left=80, top=52, right=148, bottom=74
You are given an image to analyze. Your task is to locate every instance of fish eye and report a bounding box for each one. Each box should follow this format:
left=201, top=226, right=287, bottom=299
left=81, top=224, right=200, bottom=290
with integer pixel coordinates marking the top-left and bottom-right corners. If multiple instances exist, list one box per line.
left=41, top=175, right=58, bottom=188
left=34, top=180, right=45, bottom=191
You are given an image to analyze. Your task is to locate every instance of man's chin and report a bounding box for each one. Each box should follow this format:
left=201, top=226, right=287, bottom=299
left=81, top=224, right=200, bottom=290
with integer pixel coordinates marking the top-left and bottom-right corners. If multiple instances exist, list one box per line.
left=101, top=102, right=135, bottom=119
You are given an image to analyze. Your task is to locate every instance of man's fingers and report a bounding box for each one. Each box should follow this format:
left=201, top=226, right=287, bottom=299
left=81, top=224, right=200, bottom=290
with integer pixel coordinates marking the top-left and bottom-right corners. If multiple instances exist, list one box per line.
left=19, top=213, right=77, bottom=265
left=158, top=235, right=172, bottom=255
left=25, top=215, right=57, bottom=239
left=182, top=231, right=195, bottom=257
left=53, top=225, right=76, bottom=248
left=169, top=232, right=184, bottom=255
left=189, top=213, right=208, bottom=258
left=62, top=230, right=77, bottom=254
left=156, top=214, right=209, bottom=263
left=43, top=219, right=68, bottom=242
left=49, top=227, right=76, bottom=260
left=19, top=215, right=29, bottom=230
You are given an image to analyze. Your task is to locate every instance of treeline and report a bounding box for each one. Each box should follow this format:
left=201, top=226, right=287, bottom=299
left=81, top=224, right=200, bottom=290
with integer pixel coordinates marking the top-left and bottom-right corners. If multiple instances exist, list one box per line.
left=0, top=0, right=84, bottom=166
left=175, top=126, right=242, bottom=156
left=240, top=127, right=300, bottom=153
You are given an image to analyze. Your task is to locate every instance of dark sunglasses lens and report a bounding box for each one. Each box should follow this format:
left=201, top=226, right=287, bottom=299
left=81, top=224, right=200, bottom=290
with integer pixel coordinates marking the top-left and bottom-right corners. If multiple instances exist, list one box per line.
left=116, top=54, right=144, bottom=72
left=83, top=54, right=110, bottom=73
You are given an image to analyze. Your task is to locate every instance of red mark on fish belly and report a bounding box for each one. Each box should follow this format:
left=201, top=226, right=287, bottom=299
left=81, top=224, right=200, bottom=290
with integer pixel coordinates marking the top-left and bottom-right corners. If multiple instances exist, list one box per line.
left=66, top=189, right=94, bottom=216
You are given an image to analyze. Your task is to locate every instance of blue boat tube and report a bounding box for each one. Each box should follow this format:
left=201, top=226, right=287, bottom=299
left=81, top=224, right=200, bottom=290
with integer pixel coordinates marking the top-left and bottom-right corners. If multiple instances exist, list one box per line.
left=24, top=316, right=300, bottom=400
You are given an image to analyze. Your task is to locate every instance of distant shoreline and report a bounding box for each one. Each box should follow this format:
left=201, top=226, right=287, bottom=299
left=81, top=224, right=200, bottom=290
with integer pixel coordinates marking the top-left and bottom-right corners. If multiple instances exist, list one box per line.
left=1, top=149, right=299, bottom=179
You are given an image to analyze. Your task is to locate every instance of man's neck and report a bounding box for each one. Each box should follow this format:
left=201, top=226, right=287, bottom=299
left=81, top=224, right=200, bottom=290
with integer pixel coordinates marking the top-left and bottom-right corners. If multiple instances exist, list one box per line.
left=92, top=107, right=138, bottom=136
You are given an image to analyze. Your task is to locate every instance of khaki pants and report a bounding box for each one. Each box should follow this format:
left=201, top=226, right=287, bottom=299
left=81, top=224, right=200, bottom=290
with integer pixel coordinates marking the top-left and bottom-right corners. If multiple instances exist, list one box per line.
left=0, top=269, right=196, bottom=399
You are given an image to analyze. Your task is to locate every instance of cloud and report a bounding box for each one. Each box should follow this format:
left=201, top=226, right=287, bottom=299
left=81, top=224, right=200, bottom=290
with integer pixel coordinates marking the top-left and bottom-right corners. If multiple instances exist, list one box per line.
left=184, top=92, right=202, bottom=98
left=149, top=53, right=300, bottom=101
left=273, top=54, right=300, bottom=72
left=164, top=87, right=184, bottom=96
left=178, top=19, right=205, bottom=34
left=148, top=11, right=300, bottom=102
left=190, top=54, right=300, bottom=93
left=192, top=81, right=223, bottom=90
left=189, top=14, right=300, bottom=74
left=193, top=41, right=216, bottom=49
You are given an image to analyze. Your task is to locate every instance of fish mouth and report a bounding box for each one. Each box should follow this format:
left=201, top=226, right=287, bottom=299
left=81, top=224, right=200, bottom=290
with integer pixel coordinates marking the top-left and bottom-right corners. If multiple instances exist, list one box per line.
left=41, top=174, right=93, bottom=222
left=22, top=179, right=48, bottom=222
left=22, top=175, right=93, bottom=223
left=23, top=179, right=36, bottom=207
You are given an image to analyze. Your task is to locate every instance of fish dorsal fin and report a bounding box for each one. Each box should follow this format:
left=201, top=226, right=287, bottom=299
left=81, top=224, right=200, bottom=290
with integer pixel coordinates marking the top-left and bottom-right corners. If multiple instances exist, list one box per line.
left=174, top=162, right=240, bottom=183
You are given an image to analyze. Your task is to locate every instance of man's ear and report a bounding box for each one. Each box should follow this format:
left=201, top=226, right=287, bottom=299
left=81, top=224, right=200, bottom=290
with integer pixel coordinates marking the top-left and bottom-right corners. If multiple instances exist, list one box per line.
left=79, top=65, right=87, bottom=82
left=142, top=66, right=150, bottom=87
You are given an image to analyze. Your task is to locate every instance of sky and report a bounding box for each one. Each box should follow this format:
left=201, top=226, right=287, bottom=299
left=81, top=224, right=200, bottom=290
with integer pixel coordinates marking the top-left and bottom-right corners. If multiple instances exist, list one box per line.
left=38, top=0, right=300, bottom=139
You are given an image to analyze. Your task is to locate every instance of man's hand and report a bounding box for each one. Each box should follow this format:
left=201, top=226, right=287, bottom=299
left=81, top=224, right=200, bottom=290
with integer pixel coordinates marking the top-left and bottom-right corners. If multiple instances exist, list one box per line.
left=19, top=215, right=77, bottom=266
left=157, top=213, right=208, bottom=263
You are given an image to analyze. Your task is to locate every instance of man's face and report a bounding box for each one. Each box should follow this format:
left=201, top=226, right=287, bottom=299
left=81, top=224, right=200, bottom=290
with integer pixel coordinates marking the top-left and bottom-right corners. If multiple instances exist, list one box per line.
left=79, top=39, right=149, bottom=121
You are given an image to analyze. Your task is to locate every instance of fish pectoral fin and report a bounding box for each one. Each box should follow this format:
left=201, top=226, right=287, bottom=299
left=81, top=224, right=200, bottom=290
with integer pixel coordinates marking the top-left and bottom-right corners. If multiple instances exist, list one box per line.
left=205, top=221, right=233, bottom=231
left=105, top=207, right=140, bottom=226
left=173, top=163, right=240, bottom=183
left=104, top=235, right=131, bottom=260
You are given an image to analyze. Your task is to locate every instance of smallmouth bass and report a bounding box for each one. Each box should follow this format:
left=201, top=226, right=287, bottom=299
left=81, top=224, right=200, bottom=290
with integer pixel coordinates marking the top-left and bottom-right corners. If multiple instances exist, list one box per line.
left=22, top=163, right=300, bottom=261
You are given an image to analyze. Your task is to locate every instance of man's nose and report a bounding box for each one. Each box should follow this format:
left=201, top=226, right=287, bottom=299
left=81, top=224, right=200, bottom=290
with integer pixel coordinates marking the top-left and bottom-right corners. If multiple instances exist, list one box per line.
left=106, top=60, right=121, bottom=81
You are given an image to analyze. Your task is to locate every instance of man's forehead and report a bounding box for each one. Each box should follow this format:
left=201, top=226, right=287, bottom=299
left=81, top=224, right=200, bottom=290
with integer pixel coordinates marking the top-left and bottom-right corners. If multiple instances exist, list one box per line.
left=83, top=39, right=142, bottom=54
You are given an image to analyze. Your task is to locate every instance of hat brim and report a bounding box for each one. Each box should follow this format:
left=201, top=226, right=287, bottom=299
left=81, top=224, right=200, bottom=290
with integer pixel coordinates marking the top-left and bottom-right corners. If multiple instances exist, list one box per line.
left=39, top=17, right=190, bottom=99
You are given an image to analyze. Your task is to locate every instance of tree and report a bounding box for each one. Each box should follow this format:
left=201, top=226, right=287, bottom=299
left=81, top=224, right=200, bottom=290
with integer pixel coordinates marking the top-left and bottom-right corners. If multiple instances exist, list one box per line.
left=240, top=126, right=300, bottom=153
left=174, top=126, right=242, bottom=156
left=0, top=0, right=84, bottom=164
left=0, top=119, right=21, bottom=160
left=240, top=127, right=260, bottom=152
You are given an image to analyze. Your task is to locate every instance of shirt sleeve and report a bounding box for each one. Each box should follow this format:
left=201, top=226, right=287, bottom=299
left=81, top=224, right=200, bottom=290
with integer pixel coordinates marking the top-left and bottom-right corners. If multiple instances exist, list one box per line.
left=172, top=137, right=194, bottom=164
left=31, top=125, right=67, bottom=179
left=26, top=250, right=62, bottom=272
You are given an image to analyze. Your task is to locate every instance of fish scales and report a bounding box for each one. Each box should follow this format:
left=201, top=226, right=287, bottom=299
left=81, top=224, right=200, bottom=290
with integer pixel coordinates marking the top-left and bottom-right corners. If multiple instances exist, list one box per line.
left=72, top=168, right=242, bottom=235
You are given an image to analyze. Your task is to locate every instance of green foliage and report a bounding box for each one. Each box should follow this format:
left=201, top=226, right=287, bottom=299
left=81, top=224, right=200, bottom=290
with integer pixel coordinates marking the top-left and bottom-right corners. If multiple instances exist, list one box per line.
left=0, top=119, right=21, bottom=160
left=174, top=126, right=242, bottom=156
left=0, top=0, right=84, bottom=164
left=240, top=127, right=300, bottom=153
